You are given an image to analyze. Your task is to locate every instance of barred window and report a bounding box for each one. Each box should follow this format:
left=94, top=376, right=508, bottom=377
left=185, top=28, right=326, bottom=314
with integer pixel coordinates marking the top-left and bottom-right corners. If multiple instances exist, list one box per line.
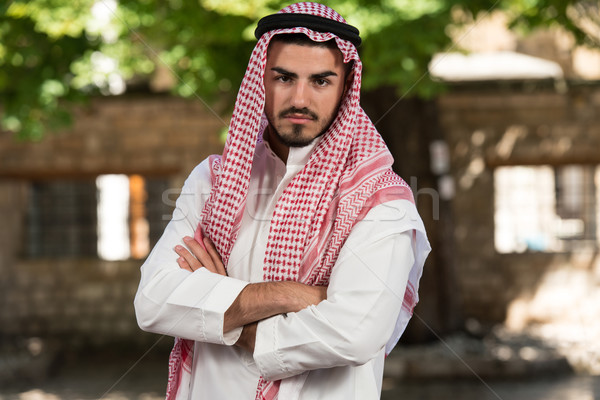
left=494, top=165, right=599, bottom=253
left=27, top=180, right=98, bottom=258
left=25, top=175, right=171, bottom=259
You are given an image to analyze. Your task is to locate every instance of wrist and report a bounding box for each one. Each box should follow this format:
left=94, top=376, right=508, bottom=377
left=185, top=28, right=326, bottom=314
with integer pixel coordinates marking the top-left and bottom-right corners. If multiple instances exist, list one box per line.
left=271, top=281, right=325, bottom=313
left=245, top=281, right=300, bottom=315
left=224, top=282, right=288, bottom=332
left=271, top=281, right=301, bottom=313
left=224, top=281, right=325, bottom=332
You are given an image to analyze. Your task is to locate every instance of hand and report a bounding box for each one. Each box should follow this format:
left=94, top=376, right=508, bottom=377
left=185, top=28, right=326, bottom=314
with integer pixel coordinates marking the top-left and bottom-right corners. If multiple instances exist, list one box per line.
left=175, top=235, right=227, bottom=276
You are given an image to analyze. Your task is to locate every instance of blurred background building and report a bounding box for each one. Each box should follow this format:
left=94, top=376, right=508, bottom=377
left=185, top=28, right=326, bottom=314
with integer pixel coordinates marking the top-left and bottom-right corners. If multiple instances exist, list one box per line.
left=1, top=1, right=599, bottom=398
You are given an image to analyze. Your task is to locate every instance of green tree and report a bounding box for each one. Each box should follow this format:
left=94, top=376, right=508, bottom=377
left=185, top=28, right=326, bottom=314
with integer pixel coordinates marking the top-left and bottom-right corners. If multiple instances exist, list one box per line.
left=0, top=0, right=596, bottom=140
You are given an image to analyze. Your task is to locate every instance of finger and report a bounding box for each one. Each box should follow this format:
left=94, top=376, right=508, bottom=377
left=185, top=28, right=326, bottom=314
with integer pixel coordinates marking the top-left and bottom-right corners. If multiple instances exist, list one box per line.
left=174, top=245, right=203, bottom=272
left=204, top=237, right=227, bottom=276
left=183, top=236, right=216, bottom=271
left=179, top=239, right=222, bottom=274
left=177, top=256, right=194, bottom=272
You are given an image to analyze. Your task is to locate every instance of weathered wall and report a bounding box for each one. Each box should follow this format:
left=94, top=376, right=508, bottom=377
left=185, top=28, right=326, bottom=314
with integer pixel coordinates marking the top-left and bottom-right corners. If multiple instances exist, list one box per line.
left=0, top=94, right=225, bottom=351
left=437, top=81, right=600, bottom=324
left=2, top=83, right=600, bottom=351
left=3, top=259, right=145, bottom=346
left=362, top=90, right=461, bottom=342
left=0, top=94, right=225, bottom=181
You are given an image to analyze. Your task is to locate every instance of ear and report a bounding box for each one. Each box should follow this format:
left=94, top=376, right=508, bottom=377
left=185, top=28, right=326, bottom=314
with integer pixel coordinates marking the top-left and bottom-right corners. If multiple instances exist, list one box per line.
left=342, top=68, right=354, bottom=99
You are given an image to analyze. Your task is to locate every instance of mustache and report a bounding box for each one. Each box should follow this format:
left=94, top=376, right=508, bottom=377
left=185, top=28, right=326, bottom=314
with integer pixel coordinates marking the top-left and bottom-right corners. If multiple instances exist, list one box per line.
left=279, top=107, right=318, bottom=120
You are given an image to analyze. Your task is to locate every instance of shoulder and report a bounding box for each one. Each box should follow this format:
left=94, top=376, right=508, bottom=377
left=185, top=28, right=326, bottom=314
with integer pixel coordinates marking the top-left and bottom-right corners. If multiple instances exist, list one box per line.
left=346, top=198, right=429, bottom=258
left=180, top=156, right=222, bottom=203
left=184, top=155, right=221, bottom=191
left=362, top=199, right=423, bottom=231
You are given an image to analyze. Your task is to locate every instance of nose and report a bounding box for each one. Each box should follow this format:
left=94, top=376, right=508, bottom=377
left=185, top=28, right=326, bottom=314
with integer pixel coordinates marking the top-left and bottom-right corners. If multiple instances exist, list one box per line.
left=290, top=81, right=309, bottom=108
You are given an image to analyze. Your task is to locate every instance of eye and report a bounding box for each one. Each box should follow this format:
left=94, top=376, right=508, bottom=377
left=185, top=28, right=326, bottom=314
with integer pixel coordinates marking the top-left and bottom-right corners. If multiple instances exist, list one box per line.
left=276, top=75, right=291, bottom=83
left=314, top=78, right=329, bottom=87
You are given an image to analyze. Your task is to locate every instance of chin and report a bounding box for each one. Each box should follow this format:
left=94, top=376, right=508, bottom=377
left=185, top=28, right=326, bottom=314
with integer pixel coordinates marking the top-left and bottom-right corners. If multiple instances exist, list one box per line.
left=288, top=138, right=316, bottom=148
left=272, top=123, right=315, bottom=147
left=279, top=134, right=316, bottom=148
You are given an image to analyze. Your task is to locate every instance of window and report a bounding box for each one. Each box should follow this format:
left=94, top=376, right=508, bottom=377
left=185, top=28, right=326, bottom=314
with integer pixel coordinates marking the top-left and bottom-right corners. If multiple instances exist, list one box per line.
left=27, top=180, right=98, bottom=258
left=25, top=175, right=171, bottom=259
left=494, top=165, right=599, bottom=253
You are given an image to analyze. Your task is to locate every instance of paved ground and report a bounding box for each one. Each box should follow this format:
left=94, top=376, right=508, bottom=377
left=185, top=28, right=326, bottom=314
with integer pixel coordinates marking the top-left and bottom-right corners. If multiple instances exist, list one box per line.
left=3, top=376, right=600, bottom=400
left=2, top=367, right=600, bottom=400
left=1, top=326, right=599, bottom=400
left=1, top=351, right=599, bottom=400
left=383, top=375, right=600, bottom=400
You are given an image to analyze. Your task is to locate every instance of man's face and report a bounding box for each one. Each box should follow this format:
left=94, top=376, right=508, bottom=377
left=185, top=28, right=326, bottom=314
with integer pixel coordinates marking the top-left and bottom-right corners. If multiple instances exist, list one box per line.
left=264, top=41, right=348, bottom=148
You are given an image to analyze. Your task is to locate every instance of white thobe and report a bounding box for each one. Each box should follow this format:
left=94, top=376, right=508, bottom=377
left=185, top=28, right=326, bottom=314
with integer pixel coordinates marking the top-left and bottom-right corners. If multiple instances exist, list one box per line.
left=134, top=137, right=429, bottom=399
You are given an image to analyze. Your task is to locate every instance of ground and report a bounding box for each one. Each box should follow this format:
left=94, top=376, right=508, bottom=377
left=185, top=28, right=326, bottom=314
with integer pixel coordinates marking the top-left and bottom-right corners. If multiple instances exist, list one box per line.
left=1, top=328, right=599, bottom=400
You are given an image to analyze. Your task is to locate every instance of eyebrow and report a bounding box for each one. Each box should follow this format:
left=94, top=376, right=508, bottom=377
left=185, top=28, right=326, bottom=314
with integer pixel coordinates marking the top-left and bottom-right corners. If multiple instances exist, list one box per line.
left=270, top=67, right=338, bottom=80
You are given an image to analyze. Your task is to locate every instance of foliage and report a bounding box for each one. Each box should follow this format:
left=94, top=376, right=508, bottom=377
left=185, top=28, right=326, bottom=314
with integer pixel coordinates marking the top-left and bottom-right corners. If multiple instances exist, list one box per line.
left=0, top=0, right=97, bottom=139
left=0, top=0, right=597, bottom=140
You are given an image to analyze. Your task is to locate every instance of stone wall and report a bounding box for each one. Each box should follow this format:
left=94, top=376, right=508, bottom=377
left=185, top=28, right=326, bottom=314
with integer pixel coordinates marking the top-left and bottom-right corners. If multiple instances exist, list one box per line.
left=437, top=81, right=600, bottom=324
left=0, top=94, right=225, bottom=181
left=3, top=259, right=146, bottom=346
left=2, top=83, right=600, bottom=351
left=0, top=94, right=225, bottom=352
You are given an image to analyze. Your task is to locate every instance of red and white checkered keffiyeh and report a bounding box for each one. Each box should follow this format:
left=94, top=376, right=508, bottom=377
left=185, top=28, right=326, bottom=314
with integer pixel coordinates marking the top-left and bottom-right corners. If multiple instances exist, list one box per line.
left=166, top=3, right=422, bottom=400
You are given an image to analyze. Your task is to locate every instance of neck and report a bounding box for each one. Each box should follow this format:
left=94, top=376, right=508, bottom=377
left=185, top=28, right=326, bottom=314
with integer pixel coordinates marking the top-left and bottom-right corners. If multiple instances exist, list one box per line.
left=264, top=125, right=290, bottom=163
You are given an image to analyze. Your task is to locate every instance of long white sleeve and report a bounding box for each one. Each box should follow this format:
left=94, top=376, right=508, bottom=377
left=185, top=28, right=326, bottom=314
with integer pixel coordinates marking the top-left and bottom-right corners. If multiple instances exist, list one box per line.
left=134, top=141, right=430, bottom=399
left=133, top=161, right=249, bottom=345
left=253, top=201, right=417, bottom=381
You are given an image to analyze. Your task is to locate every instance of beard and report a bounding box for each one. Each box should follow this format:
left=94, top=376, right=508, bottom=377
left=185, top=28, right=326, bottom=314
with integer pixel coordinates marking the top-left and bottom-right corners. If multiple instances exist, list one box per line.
left=266, top=106, right=336, bottom=148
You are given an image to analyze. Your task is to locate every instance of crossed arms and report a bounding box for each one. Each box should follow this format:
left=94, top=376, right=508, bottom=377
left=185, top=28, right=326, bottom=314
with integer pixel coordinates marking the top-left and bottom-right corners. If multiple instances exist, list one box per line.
left=175, top=234, right=327, bottom=352
left=134, top=162, right=416, bottom=380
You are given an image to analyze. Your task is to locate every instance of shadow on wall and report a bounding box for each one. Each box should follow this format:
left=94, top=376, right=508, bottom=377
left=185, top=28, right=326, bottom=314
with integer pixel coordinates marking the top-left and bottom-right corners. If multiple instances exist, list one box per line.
left=504, top=250, right=600, bottom=374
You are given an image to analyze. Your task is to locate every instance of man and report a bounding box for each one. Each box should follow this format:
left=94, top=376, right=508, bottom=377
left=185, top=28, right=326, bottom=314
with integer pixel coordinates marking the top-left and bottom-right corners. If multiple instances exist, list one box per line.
left=134, top=2, right=430, bottom=399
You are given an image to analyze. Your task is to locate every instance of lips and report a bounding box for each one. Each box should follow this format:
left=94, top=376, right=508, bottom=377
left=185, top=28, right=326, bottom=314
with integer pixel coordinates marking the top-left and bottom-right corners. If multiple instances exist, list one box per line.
left=285, top=114, right=314, bottom=124
left=279, top=108, right=318, bottom=123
